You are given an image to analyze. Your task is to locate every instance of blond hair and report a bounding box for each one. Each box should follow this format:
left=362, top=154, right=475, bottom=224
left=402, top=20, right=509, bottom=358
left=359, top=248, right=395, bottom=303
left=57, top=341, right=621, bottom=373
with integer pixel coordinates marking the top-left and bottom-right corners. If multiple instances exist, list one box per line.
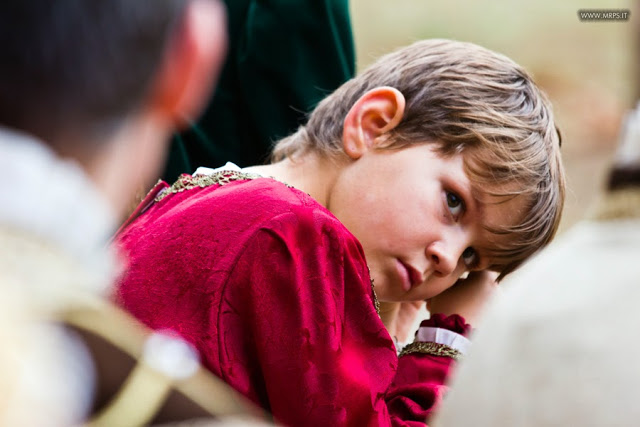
left=272, top=39, right=565, bottom=280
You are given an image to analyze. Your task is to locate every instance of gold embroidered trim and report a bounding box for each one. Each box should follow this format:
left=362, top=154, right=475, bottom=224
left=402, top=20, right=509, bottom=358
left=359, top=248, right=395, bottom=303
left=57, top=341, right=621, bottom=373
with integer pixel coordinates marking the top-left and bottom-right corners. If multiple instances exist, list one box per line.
left=371, top=279, right=380, bottom=317
left=589, top=188, right=640, bottom=221
left=399, top=341, right=462, bottom=360
left=367, top=267, right=380, bottom=317
left=155, top=170, right=262, bottom=202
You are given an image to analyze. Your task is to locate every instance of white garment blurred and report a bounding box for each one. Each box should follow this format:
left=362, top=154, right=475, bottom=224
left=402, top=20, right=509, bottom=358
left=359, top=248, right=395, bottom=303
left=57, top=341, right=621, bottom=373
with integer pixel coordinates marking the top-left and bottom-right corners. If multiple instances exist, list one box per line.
left=434, top=218, right=640, bottom=427
left=0, top=127, right=118, bottom=425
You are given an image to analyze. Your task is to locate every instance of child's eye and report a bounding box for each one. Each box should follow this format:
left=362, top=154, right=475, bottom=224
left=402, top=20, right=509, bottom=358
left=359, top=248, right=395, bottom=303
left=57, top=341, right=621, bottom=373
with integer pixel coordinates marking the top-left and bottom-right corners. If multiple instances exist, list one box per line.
left=462, top=247, right=477, bottom=267
left=446, top=191, right=464, bottom=218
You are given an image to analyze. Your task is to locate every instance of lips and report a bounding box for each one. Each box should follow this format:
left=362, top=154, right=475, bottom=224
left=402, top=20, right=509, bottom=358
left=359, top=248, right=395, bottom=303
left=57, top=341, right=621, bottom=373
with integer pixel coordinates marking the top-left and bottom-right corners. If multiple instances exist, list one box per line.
left=397, top=260, right=424, bottom=292
left=405, top=263, right=424, bottom=287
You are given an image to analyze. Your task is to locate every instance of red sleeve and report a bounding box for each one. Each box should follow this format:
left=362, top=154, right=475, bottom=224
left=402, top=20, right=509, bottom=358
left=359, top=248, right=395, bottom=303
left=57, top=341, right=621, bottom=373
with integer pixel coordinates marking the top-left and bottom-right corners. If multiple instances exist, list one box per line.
left=387, top=315, right=470, bottom=424
left=219, top=209, right=462, bottom=426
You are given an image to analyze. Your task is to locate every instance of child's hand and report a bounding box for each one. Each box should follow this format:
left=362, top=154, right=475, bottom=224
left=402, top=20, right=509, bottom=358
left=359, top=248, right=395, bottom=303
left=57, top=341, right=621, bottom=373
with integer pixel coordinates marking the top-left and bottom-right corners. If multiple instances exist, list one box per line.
left=426, top=271, right=499, bottom=326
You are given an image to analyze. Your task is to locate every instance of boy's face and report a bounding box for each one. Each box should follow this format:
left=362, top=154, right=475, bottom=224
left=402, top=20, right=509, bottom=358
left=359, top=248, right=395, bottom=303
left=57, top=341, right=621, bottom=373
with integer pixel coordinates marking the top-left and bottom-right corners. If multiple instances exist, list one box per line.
left=328, top=143, right=524, bottom=302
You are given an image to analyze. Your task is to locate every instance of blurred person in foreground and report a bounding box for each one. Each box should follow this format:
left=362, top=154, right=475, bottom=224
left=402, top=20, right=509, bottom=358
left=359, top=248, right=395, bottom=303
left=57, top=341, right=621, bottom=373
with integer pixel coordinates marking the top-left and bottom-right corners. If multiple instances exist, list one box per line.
left=434, top=103, right=640, bottom=427
left=0, top=1, right=265, bottom=425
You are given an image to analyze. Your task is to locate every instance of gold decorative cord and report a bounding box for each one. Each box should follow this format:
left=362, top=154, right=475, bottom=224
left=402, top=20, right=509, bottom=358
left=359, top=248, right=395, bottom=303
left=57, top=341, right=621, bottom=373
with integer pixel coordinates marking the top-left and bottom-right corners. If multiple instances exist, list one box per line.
left=367, top=267, right=380, bottom=317
left=399, top=341, right=462, bottom=360
left=60, top=299, right=267, bottom=425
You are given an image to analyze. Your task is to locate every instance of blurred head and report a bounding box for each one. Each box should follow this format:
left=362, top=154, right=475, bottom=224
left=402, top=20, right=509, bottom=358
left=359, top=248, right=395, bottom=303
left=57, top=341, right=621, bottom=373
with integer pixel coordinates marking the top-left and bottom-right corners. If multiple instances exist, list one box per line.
left=0, top=0, right=227, bottom=214
left=0, top=1, right=177, bottom=148
left=274, top=39, right=564, bottom=297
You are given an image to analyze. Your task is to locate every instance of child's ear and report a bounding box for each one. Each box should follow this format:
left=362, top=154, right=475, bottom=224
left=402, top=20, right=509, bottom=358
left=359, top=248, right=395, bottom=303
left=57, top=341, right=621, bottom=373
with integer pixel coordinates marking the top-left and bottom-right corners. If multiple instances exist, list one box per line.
left=342, top=86, right=406, bottom=159
left=146, top=0, right=228, bottom=130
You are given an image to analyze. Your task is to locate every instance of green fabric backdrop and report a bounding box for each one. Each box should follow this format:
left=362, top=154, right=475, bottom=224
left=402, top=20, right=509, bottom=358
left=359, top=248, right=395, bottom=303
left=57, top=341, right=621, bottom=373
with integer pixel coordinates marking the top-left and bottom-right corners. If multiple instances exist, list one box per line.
left=163, top=0, right=355, bottom=181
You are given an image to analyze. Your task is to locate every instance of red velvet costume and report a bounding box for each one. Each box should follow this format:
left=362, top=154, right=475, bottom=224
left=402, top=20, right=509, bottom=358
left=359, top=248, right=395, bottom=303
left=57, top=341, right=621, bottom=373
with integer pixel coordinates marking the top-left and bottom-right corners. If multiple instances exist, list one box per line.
left=115, top=171, right=469, bottom=426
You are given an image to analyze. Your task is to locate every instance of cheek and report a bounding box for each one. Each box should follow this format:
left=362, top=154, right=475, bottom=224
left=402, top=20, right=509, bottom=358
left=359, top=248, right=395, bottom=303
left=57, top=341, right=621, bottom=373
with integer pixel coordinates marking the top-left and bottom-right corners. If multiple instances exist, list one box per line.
left=426, top=278, right=455, bottom=299
left=331, top=161, right=435, bottom=254
left=335, top=188, right=401, bottom=250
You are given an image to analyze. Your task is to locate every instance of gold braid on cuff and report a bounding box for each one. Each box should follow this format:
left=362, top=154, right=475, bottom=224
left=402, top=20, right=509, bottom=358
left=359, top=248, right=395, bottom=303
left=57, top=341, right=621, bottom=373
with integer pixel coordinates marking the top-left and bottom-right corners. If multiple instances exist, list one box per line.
left=399, top=341, right=462, bottom=360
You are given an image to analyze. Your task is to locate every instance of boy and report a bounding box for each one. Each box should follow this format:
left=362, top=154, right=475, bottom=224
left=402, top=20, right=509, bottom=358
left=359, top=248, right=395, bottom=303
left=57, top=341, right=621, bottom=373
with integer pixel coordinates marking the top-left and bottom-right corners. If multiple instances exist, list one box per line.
left=116, top=39, right=565, bottom=425
left=0, top=0, right=234, bottom=424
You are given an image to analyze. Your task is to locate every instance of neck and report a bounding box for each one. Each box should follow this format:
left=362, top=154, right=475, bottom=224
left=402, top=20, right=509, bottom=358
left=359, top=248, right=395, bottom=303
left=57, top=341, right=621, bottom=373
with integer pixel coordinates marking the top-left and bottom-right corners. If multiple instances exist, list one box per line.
left=378, top=302, right=400, bottom=335
left=245, top=152, right=345, bottom=209
left=76, top=115, right=171, bottom=221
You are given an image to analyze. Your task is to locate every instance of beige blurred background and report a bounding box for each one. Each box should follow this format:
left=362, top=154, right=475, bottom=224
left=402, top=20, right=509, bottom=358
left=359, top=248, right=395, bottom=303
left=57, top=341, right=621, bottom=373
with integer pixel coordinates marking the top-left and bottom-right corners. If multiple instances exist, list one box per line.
left=351, top=0, right=638, bottom=230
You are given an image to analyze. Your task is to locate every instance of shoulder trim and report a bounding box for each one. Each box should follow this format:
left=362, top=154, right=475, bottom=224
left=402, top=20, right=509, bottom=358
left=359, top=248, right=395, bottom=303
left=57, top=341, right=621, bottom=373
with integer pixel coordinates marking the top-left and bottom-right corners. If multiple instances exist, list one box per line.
left=155, top=170, right=265, bottom=202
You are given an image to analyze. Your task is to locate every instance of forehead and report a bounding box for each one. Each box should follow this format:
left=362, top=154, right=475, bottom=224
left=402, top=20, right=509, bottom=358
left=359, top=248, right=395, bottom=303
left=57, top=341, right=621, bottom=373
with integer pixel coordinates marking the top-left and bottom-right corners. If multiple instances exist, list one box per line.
left=472, top=187, right=529, bottom=269
left=476, top=189, right=526, bottom=230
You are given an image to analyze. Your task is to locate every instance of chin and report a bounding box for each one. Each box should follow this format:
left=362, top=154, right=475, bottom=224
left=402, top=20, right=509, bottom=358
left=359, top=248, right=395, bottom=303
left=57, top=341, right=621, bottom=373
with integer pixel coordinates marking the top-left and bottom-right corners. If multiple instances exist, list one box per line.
left=373, top=285, right=396, bottom=303
left=378, top=289, right=421, bottom=304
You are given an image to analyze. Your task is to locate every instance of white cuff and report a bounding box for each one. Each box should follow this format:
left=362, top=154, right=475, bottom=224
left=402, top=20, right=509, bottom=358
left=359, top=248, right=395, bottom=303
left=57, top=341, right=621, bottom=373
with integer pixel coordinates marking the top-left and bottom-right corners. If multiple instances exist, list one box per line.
left=416, top=326, right=471, bottom=355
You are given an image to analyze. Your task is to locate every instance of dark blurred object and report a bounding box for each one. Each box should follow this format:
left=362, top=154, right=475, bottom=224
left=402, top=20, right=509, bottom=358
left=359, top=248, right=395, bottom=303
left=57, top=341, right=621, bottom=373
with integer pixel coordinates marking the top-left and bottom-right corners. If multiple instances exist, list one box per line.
left=607, top=102, right=640, bottom=190
left=60, top=299, right=267, bottom=425
left=163, top=0, right=355, bottom=181
left=607, top=167, right=640, bottom=190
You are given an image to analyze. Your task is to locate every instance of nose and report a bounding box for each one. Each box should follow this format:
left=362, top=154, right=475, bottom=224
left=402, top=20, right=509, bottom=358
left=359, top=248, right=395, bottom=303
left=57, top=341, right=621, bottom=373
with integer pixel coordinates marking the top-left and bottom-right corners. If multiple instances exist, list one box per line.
left=426, top=237, right=466, bottom=277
